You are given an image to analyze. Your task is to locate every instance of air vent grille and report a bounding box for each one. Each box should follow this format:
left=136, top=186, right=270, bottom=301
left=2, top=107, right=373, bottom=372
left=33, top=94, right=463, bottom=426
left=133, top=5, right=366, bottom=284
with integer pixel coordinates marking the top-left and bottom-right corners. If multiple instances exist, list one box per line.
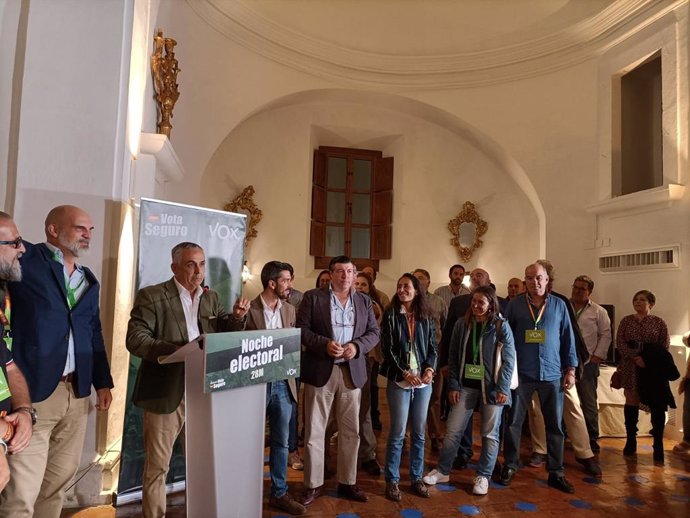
left=599, top=245, right=679, bottom=272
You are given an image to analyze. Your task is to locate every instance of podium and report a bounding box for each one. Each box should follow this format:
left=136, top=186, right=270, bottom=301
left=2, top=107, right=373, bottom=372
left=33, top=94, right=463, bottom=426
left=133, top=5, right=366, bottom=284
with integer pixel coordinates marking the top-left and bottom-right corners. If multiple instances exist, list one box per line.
left=162, top=340, right=266, bottom=518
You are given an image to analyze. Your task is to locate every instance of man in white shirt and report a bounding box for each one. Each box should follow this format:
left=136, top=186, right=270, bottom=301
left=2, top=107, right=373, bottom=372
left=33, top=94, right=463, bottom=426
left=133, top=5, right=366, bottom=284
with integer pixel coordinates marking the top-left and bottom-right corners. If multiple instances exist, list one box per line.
left=433, top=264, right=470, bottom=307
left=571, top=275, right=612, bottom=453
left=231, top=261, right=305, bottom=515
left=127, top=242, right=237, bottom=518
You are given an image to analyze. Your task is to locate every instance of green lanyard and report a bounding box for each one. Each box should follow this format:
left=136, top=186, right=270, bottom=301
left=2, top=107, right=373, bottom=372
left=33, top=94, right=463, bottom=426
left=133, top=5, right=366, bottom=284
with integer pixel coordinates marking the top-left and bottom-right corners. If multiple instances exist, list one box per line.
left=0, top=291, right=11, bottom=350
left=53, top=250, right=85, bottom=309
left=471, top=319, right=487, bottom=364
left=526, top=296, right=547, bottom=329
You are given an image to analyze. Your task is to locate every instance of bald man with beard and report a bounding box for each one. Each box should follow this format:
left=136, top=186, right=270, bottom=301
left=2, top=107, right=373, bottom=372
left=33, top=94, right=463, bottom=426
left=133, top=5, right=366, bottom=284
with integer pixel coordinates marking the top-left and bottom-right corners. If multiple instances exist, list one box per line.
left=1, top=206, right=114, bottom=518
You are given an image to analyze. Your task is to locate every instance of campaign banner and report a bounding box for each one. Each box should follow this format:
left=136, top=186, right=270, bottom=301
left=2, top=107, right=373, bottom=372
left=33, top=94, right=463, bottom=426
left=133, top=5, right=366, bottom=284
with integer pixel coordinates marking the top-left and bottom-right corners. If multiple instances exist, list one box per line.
left=204, top=329, right=301, bottom=392
left=117, top=198, right=246, bottom=500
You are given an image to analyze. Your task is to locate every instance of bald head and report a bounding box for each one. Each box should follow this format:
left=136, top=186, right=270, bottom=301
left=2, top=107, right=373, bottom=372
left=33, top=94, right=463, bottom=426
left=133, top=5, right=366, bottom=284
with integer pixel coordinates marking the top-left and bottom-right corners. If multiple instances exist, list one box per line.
left=45, top=205, right=94, bottom=258
left=469, top=268, right=490, bottom=290
left=507, top=277, right=523, bottom=299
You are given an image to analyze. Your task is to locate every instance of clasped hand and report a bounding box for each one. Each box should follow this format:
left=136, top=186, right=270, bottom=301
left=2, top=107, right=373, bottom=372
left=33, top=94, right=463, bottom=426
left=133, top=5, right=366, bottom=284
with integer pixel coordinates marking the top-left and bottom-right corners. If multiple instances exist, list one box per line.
left=327, top=341, right=356, bottom=360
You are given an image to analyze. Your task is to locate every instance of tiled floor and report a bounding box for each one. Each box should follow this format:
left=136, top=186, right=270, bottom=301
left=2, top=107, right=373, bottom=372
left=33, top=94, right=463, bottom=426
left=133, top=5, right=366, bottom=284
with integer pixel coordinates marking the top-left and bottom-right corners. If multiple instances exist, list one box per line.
left=61, top=402, right=690, bottom=518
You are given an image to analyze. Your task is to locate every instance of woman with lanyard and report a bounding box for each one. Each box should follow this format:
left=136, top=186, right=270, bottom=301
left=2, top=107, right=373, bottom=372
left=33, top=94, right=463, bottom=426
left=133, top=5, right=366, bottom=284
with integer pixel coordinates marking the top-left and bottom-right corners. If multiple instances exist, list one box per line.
left=380, top=273, right=437, bottom=501
left=424, top=285, right=516, bottom=495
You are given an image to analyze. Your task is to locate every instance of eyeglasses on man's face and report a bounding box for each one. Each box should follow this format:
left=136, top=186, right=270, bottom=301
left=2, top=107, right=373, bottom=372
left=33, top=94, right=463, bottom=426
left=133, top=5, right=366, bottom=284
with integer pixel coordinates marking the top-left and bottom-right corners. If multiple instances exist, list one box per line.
left=0, top=237, right=23, bottom=249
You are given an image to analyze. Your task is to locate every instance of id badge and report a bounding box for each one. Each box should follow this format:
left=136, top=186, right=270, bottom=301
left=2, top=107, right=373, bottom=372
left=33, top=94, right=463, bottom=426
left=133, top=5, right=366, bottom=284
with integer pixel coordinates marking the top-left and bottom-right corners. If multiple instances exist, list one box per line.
left=525, top=329, right=546, bottom=343
left=464, top=364, right=484, bottom=380
left=0, top=367, right=11, bottom=403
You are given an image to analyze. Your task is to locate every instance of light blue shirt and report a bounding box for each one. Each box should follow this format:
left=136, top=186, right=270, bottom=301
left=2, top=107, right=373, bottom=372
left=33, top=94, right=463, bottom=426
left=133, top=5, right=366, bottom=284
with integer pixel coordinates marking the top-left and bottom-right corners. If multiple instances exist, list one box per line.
left=45, top=242, right=89, bottom=376
left=329, top=286, right=354, bottom=364
left=505, top=292, right=578, bottom=382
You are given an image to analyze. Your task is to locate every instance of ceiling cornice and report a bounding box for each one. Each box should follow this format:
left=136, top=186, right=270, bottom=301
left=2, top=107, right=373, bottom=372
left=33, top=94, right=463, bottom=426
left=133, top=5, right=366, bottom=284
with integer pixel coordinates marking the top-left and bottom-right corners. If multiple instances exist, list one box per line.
left=187, top=0, right=686, bottom=89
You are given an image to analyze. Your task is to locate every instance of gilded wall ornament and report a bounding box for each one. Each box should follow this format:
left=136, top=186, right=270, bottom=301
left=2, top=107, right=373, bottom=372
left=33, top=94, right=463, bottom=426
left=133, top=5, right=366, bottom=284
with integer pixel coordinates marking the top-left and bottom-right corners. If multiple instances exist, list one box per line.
left=448, top=201, right=488, bottom=262
left=151, top=29, right=180, bottom=138
left=224, top=186, right=263, bottom=248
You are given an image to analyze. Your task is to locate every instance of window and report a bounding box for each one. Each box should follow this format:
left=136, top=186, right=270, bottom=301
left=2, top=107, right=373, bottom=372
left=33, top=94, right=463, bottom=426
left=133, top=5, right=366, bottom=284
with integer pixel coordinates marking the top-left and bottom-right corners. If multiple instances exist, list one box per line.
left=614, top=52, right=662, bottom=196
left=310, top=146, right=393, bottom=269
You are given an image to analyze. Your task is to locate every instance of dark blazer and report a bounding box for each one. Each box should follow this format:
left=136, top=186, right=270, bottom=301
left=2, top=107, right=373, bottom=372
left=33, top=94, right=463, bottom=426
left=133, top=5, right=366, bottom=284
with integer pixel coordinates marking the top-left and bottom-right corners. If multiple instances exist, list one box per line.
left=638, top=344, right=680, bottom=410
left=296, top=287, right=379, bottom=389
left=230, top=295, right=299, bottom=401
left=8, top=242, right=114, bottom=402
left=126, top=277, right=230, bottom=414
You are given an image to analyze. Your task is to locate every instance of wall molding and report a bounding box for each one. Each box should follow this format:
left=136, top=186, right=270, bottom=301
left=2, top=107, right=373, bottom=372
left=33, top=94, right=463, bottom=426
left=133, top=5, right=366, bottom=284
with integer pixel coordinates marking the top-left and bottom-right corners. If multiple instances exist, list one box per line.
left=187, top=0, right=685, bottom=89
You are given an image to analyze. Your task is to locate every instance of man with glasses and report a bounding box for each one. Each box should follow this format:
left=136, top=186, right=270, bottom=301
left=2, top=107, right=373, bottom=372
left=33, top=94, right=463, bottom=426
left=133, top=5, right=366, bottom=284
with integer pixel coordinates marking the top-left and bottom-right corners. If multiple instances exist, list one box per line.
left=1, top=206, right=114, bottom=518
left=571, top=275, right=612, bottom=453
left=297, top=256, right=379, bottom=506
left=0, top=212, right=33, bottom=492
left=500, top=262, right=578, bottom=493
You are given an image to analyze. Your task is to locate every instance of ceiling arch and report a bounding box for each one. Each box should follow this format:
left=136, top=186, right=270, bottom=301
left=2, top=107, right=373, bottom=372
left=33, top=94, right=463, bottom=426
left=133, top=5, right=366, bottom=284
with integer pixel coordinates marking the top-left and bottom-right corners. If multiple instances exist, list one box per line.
left=187, top=0, right=681, bottom=88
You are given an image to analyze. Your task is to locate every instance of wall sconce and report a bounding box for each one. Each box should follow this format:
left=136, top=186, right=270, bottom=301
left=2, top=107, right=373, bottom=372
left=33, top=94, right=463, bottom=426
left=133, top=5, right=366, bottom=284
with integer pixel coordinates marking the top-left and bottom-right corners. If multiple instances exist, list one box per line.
left=241, top=261, right=252, bottom=284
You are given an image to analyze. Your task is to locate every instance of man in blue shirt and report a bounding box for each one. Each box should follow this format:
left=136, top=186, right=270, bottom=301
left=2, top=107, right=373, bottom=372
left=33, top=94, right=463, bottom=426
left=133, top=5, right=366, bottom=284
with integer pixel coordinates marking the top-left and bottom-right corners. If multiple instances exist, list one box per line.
left=500, top=262, right=578, bottom=493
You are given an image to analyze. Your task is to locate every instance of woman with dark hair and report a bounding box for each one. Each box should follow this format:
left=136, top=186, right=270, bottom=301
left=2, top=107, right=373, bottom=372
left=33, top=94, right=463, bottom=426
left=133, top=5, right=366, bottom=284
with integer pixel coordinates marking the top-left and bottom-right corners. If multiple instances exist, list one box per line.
left=315, top=270, right=330, bottom=289
left=616, top=290, right=677, bottom=463
left=380, top=273, right=437, bottom=501
left=424, top=285, right=515, bottom=496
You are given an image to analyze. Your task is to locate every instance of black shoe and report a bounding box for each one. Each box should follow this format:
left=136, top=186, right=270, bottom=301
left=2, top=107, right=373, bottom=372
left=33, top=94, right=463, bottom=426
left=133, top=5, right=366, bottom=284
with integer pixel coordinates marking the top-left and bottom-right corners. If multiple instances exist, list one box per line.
left=590, top=440, right=601, bottom=453
left=499, top=465, right=516, bottom=486
left=453, top=455, right=469, bottom=470
left=547, top=474, right=575, bottom=493
left=623, top=439, right=637, bottom=456
left=576, top=456, right=602, bottom=477
left=361, top=458, right=382, bottom=477
left=337, top=483, right=368, bottom=502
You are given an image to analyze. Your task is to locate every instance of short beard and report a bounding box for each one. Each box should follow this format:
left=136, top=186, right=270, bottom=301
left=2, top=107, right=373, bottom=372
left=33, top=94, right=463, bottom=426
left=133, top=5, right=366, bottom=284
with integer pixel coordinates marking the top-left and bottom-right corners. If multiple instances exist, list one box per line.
left=0, top=261, right=21, bottom=282
left=60, top=236, right=90, bottom=258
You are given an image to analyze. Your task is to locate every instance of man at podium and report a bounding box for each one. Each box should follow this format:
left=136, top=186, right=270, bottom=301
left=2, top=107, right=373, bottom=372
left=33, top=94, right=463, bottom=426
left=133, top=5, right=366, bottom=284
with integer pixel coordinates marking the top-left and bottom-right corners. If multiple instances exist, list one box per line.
left=126, top=241, right=239, bottom=518
left=229, top=261, right=306, bottom=515
left=297, top=256, right=379, bottom=506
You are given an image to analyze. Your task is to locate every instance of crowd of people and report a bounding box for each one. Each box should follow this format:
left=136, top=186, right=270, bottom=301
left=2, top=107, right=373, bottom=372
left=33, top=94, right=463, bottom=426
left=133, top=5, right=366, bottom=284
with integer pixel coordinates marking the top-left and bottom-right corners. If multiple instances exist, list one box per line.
left=253, top=258, right=687, bottom=515
left=0, top=208, right=688, bottom=518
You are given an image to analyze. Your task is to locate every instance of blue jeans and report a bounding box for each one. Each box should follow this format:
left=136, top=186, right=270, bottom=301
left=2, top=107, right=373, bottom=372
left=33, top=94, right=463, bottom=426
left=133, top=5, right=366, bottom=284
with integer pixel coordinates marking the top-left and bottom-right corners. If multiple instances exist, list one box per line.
left=288, top=378, right=300, bottom=452
left=504, top=377, right=565, bottom=476
left=266, top=380, right=292, bottom=497
left=437, top=388, right=503, bottom=478
left=385, top=382, right=432, bottom=483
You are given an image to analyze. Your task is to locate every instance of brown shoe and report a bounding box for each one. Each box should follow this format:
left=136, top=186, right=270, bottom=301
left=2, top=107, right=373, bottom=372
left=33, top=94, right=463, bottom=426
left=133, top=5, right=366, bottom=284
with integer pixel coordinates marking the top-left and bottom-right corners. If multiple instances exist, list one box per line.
left=270, top=493, right=306, bottom=515
left=337, top=483, right=368, bottom=502
left=300, top=485, right=324, bottom=507
left=385, top=481, right=402, bottom=502
left=412, top=480, right=430, bottom=498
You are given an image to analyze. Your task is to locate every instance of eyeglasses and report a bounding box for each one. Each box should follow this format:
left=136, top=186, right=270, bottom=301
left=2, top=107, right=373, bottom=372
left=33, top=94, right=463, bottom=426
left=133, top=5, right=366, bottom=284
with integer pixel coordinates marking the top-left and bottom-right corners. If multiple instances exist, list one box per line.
left=0, top=237, right=23, bottom=249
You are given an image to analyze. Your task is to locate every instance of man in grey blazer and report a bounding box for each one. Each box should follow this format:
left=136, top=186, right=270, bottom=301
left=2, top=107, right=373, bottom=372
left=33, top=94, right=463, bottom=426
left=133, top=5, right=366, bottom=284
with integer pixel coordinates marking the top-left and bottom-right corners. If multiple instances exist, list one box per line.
left=126, top=242, right=237, bottom=518
left=230, top=261, right=305, bottom=515
left=297, top=256, right=379, bottom=506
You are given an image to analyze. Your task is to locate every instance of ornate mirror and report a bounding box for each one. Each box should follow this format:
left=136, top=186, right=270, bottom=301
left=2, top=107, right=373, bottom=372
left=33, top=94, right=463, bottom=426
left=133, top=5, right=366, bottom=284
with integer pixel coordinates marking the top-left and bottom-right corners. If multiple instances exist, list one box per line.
left=447, top=201, right=487, bottom=262
left=223, top=185, right=263, bottom=248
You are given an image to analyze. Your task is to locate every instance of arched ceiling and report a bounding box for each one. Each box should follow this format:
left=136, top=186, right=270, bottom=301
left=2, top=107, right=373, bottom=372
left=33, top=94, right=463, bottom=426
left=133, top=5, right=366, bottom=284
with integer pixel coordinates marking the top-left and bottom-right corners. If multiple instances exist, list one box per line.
left=187, top=0, right=684, bottom=88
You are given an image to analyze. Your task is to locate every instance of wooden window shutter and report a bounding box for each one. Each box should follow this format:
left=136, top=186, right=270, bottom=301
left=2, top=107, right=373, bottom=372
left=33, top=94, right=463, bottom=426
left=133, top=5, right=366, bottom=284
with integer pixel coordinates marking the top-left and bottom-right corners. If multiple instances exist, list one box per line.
left=310, top=150, right=327, bottom=256
left=371, top=156, right=393, bottom=259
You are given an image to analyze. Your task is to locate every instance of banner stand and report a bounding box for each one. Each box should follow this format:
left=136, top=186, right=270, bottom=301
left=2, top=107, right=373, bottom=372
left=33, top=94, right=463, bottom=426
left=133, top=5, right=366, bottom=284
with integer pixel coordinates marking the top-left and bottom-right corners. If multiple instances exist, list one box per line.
left=163, top=342, right=266, bottom=518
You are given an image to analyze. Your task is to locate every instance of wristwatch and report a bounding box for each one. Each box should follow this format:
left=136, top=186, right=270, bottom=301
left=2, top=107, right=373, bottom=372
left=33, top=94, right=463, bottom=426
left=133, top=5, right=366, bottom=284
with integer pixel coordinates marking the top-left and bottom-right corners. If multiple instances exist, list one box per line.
left=14, top=406, right=37, bottom=425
